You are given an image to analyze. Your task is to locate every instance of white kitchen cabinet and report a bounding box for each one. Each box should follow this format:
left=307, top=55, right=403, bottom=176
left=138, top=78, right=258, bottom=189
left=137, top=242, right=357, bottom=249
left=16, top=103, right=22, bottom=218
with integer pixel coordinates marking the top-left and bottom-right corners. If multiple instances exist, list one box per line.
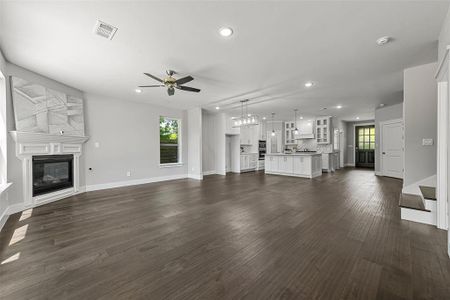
left=293, top=156, right=307, bottom=175
left=284, top=121, right=297, bottom=145
left=240, top=127, right=251, bottom=145
left=240, top=153, right=258, bottom=172
left=322, top=152, right=339, bottom=172
left=279, top=155, right=293, bottom=173
left=265, top=155, right=279, bottom=172
left=316, top=117, right=331, bottom=144
left=265, top=154, right=322, bottom=178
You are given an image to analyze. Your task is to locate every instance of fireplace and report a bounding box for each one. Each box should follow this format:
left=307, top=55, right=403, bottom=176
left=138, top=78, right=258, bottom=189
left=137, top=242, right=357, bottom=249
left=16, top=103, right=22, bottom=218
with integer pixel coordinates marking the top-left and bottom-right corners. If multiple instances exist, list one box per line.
left=32, top=155, right=74, bottom=196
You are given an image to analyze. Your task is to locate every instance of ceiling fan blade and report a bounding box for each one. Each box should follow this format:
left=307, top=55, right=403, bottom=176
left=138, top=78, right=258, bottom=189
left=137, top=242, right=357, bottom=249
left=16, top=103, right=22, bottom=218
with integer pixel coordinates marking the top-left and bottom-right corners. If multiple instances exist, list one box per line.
left=167, top=87, right=175, bottom=96
left=138, top=85, right=164, bottom=88
left=176, top=85, right=201, bottom=93
left=175, top=75, right=194, bottom=85
left=144, top=73, right=163, bottom=83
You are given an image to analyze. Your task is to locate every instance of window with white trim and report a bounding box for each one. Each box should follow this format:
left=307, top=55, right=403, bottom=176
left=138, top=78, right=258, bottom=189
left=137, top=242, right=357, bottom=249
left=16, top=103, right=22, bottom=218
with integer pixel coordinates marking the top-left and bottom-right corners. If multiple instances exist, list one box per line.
left=159, top=116, right=181, bottom=165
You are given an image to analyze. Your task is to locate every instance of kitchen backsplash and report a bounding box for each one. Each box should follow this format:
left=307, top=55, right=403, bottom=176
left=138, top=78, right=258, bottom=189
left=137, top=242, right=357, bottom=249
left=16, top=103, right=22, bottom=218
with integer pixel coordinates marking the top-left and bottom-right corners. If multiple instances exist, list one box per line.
left=285, top=139, right=334, bottom=153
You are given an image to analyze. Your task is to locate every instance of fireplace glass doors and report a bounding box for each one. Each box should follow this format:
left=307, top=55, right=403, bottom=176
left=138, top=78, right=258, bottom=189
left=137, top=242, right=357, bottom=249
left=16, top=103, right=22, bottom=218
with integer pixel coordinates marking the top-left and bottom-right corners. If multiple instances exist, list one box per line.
left=32, top=155, right=74, bottom=196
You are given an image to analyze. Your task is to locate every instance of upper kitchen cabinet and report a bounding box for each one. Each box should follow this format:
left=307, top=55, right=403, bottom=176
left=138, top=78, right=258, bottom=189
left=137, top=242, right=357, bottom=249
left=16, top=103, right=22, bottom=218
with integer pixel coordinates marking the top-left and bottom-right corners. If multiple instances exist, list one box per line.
left=284, top=121, right=297, bottom=144
left=240, top=126, right=258, bottom=145
left=316, top=116, right=331, bottom=144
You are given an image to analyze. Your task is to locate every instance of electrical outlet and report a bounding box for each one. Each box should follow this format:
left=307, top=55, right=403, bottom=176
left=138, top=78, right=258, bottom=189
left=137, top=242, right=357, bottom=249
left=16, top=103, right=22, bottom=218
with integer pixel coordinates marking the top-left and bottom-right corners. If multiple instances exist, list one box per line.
left=422, top=138, right=433, bottom=146
left=126, top=171, right=131, bottom=177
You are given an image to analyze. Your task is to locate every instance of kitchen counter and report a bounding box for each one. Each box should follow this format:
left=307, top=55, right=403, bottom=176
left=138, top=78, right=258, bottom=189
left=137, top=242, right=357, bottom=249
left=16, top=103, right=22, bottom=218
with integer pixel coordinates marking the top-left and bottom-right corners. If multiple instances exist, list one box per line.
left=266, top=152, right=322, bottom=156
left=265, top=153, right=322, bottom=178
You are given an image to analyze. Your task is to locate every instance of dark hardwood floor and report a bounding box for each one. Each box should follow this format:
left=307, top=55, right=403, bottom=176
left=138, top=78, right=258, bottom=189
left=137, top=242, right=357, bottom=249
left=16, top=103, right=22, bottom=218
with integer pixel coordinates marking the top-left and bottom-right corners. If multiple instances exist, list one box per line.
left=1, top=169, right=449, bottom=299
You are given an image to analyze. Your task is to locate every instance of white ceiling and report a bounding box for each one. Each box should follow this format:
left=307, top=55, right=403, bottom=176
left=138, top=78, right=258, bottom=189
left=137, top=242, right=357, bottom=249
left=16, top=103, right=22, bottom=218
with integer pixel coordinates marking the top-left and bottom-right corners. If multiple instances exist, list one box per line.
left=0, top=1, right=448, bottom=121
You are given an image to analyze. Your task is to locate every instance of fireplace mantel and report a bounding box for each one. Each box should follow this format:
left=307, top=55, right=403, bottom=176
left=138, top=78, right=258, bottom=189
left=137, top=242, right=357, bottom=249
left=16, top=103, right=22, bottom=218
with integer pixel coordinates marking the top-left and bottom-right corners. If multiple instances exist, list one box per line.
left=9, top=131, right=89, bottom=209
left=10, top=131, right=89, bottom=144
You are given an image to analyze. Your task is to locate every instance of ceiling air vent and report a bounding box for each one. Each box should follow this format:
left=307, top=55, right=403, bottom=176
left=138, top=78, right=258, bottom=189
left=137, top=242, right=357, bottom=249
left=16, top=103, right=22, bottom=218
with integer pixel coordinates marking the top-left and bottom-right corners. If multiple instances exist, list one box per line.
left=93, top=20, right=118, bottom=40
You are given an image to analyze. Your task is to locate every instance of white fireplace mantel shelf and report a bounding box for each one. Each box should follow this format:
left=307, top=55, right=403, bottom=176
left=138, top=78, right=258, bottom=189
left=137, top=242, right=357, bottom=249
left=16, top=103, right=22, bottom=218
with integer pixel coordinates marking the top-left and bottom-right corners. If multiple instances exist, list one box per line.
left=10, top=131, right=89, bottom=144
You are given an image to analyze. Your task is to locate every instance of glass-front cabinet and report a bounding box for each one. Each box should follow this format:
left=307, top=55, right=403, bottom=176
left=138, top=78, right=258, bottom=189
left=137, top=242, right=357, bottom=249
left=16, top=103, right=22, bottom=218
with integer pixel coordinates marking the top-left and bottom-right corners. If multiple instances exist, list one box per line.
left=316, top=117, right=331, bottom=144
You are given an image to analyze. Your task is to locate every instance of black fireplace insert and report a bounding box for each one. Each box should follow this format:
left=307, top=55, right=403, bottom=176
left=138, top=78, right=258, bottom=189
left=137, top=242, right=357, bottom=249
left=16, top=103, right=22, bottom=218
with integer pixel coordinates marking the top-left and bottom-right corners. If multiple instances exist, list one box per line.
left=32, top=155, right=74, bottom=196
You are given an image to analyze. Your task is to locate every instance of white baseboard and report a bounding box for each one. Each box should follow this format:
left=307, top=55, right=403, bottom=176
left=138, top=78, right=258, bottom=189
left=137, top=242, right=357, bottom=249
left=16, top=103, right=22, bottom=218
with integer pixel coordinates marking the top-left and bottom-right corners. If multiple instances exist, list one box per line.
left=85, top=174, right=188, bottom=192
left=344, top=163, right=355, bottom=167
left=188, top=174, right=203, bottom=180
left=202, top=170, right=216, bottom=176
left=0, top=203, right=26, bottom=232
left=401, top=207, right=437, bottom=226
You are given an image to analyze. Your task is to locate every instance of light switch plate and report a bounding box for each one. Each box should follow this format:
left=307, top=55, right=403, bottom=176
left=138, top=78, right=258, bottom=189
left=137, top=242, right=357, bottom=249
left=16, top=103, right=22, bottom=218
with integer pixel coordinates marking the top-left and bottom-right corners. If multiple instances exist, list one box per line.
left=422, top=138, right=434, bottom=146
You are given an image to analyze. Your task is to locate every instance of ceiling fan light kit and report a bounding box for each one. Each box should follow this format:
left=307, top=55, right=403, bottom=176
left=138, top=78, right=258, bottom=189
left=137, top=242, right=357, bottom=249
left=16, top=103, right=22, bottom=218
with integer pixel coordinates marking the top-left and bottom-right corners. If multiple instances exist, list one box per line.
left=138, top=70, right=201, bottom=96
left=232, top=100, right=260, bottom=128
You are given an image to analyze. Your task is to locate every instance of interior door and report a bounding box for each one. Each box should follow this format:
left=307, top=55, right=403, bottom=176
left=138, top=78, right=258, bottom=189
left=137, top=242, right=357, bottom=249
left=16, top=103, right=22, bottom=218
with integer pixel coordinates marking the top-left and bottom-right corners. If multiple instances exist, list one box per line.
left=355, top=125, right=375, bottom=168
left=381, top=120, right=403, bottom=179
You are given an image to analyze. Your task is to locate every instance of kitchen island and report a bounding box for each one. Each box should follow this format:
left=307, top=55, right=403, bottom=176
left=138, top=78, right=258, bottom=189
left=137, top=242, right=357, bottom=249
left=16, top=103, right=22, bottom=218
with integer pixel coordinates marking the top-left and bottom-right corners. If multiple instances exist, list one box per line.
left=265, top=153, right=322, bottom=178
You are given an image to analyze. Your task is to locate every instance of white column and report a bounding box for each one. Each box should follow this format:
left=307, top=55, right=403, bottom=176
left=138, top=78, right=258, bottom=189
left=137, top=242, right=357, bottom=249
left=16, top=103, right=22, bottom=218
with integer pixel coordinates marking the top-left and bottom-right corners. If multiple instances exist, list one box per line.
left=437, top=81, right=448, bottom=230
left=187, top=108, right=203, bottom=180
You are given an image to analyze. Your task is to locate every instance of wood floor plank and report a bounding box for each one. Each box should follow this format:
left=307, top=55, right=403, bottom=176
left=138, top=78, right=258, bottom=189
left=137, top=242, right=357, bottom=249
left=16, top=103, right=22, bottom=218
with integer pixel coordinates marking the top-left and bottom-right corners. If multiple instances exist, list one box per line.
left=0, top=169, right=449, bottom=299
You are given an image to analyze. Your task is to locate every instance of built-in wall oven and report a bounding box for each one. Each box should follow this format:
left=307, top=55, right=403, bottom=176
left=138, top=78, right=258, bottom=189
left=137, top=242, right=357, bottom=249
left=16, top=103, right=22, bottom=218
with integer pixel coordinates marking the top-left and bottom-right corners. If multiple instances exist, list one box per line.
left=258, top=140, right=266, bottom=160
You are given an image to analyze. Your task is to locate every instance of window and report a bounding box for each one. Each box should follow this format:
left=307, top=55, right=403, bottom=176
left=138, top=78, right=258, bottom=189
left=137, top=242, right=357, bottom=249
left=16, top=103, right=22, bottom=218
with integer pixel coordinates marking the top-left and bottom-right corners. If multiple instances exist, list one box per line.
left=159, top=116, right=181, bottom=165
left=357, top=126, right=375, bottom=150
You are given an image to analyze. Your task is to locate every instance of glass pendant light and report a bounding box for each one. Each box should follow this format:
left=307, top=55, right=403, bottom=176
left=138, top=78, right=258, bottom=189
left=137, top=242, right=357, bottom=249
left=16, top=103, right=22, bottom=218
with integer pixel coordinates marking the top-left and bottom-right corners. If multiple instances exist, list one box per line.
left=294, top=109, right=299, bottom=135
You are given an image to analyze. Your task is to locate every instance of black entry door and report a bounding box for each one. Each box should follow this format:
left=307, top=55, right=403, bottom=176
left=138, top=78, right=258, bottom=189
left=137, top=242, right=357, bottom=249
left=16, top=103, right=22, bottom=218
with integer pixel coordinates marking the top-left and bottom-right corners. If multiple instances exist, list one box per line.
left=355, top=125, right=375, bottom=168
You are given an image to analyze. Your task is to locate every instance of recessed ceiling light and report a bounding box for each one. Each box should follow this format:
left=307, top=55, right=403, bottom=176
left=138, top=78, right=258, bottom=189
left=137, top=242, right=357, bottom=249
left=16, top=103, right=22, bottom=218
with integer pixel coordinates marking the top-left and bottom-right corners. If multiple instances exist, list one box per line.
left=336, top=105, right=342, bottom=109
left=219, top=27, right=233, bottom=37
left=356, top=116, right=360, bottom=120
left=300, top=116, right=303, bottom=120
left=215, top=106, right=220, bottom=110
left=376, top=36, right=391, bottom=46
left=380, top=103, right=385, bottom=107
left=135, top=89, right=142, bottom=93
left=304, top=81, right=314, bottom=88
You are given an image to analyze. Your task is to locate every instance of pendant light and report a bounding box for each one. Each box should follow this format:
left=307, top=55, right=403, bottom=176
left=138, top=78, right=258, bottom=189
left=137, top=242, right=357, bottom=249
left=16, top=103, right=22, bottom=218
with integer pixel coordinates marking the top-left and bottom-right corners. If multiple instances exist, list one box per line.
left=294, top=109, right=299, bottom=135
left=271, top=112, right=276, bottom=136
left=232, top=100, right=259, bottom=127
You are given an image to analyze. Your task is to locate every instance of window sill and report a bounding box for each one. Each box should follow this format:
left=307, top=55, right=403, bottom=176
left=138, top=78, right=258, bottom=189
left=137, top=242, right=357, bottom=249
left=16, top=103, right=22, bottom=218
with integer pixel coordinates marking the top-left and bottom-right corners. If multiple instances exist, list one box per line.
left=0, top=182, right=13, bottom=196
left=159, top=163, right=184, bottom=168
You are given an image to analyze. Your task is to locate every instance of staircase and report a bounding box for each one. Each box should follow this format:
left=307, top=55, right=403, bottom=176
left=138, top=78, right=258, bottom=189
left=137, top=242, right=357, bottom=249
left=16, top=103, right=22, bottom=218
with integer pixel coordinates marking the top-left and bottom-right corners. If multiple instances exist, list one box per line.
left=400, top=176, right=437, bottom=226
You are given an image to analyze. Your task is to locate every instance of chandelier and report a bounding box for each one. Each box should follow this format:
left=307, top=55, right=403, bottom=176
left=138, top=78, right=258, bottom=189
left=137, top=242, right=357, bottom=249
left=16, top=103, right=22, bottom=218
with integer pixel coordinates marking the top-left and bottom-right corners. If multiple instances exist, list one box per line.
left=232, top=99, right=260, bottom=127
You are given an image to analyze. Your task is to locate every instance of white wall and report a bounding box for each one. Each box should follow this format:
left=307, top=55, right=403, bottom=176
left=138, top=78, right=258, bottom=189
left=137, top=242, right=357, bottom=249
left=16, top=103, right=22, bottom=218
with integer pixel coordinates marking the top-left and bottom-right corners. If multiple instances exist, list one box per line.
left=0, top=49, right=8, bottom=227
left=439, top=7, right=450, bottom=63
left=374, top=103, right=403, bottom=173
left=84, top=93, right=188, bottom=190
left=403, top=62, right=438, bottom=187
left=187, top=108, right=202, bottom=179
left=202, top=110, right=216, bottom=174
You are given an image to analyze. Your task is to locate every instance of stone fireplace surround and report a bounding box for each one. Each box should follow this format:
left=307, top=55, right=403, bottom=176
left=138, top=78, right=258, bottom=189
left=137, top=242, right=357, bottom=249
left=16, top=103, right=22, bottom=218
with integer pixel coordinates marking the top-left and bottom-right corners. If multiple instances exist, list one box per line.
left=10, top=131, right=89, bottom=209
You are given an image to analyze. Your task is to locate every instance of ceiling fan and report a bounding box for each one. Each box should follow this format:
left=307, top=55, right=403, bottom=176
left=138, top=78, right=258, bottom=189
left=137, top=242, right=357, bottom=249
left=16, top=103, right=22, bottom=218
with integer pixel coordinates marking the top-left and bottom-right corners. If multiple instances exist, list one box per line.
left=139, top=70, right=201, bottom=96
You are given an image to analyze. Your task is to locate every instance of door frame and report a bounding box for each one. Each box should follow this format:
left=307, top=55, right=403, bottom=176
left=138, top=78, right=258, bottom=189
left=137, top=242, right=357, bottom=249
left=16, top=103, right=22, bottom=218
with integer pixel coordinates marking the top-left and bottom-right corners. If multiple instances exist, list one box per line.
left=353, top=122, right=375, bottom=167
left=436, top=46, right=449, bottom=234
left=379, top=118, right=403, bottom=178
